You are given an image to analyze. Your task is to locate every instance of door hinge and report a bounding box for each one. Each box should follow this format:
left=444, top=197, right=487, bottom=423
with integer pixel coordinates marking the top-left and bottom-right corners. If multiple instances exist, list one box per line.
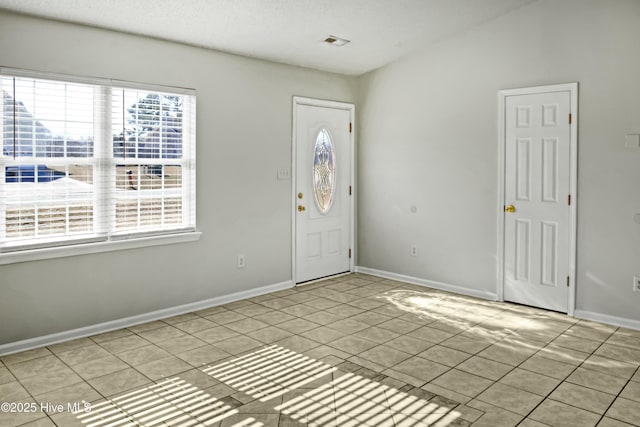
left=568, top=194, right=571, bottom=206
left=569, top=113, right=572, bottom=125
left=348, top=248, right=352, bottom=259
left=349, top=185, right=352, bottom=195
left=566, top=276, right=570, bottom=287
left=349, top=122, right=352, bottom=133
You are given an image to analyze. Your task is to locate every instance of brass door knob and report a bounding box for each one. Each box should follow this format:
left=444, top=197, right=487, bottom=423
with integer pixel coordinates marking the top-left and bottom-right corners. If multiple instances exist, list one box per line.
left=505, top=205, right=516, bottom=213
left=298, top=205, right=306, bottom=212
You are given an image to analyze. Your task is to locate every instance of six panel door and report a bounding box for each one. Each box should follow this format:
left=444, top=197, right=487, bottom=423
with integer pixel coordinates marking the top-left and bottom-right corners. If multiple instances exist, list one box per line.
left=504, top=90, right=571, bottom=312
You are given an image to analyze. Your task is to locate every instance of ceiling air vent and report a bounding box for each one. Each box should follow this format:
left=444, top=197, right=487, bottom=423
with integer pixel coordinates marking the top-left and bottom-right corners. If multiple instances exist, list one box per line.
left=323, top=35, right=350, bottom=46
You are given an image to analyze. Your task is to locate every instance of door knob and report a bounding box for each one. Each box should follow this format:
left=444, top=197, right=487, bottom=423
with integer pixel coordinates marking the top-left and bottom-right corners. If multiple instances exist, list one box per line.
left=298, top=205, right=306, bottom=212
left=505, top=205, right=516, bottom=213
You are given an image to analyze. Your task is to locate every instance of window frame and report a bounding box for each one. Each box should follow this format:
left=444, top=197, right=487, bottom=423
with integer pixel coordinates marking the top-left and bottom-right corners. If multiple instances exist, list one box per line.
left=0, top=68, right=199, bottom=264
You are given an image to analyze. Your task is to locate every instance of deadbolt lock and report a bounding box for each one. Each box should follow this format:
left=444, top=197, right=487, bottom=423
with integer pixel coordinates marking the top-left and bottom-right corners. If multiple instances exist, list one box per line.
left=298, top=192, right=303, bottom=199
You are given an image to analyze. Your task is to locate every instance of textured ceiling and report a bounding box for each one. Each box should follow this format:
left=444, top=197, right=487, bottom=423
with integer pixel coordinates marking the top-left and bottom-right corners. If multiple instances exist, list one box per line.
left=0, top=0, right=535, bottom=75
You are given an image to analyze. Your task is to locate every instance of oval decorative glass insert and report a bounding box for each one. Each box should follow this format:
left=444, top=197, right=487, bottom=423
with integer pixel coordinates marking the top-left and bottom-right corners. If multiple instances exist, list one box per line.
left=313, top=128, right=336, bottom=214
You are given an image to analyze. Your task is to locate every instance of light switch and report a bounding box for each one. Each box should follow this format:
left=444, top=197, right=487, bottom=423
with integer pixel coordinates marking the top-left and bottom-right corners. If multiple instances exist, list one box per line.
left=625, top=134, right=640, bottom=149
left=277, top=168, right=290, bottom=181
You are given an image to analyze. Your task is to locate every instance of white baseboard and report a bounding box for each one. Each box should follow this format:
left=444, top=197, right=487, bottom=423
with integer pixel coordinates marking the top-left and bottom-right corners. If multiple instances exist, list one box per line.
left=0, top=280, right=293, bottom=356
left=574, top=309, right=640, bottom=331
left=355, top=266, right=498, bottom=301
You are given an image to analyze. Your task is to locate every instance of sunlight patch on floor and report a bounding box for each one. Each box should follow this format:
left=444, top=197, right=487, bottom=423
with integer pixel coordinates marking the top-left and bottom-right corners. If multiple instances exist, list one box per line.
left=73, top=377, right=238, bottom=427
left=380, top=289, right=551, bottom=332
left=276, top=372, right=461, bottom=427
left=203, top=345, right=462, bottom=426
left=203, top=345, right=336, bottom=402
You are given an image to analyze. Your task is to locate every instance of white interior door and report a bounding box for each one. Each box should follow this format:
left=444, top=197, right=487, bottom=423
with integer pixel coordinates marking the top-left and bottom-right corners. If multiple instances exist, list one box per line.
left=503, top=89, right=572, bottom=312
left=294, top=100, right=352, bottom=283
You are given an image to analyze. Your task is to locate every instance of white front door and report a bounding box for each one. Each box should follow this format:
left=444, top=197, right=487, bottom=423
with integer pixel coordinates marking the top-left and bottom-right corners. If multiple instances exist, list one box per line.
left=503, top=89, right=573, bottom=312
left=294, top=99, right=353, bottom=283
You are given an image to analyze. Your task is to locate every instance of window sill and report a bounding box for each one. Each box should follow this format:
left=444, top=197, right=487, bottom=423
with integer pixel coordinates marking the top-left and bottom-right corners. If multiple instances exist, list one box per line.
left=0, top=231, right=202, bottom=265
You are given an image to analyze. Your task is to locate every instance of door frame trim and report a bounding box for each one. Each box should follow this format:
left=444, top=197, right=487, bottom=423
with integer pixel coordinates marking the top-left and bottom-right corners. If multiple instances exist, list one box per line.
left=497, top=83, right=578, bottom=315
left=291, top=96, right=356, bottom=284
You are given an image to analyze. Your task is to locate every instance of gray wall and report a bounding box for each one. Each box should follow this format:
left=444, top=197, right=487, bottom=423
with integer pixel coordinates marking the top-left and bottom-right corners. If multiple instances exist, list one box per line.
left=3, top=0, right=640, bottom=346
left=0, top=11, right=356, bottom=344
left=357, top=0, right=640, bottom=322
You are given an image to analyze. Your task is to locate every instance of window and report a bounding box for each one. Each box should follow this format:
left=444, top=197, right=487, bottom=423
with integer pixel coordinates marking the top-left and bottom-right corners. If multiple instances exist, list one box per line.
left=313, top=128, right=336, bottom=214
left=0, top=68, right=196, bottom=255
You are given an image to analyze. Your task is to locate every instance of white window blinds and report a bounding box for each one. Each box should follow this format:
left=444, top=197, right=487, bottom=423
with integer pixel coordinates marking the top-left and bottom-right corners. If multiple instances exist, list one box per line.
left=0, top=69, right=196, bottom=252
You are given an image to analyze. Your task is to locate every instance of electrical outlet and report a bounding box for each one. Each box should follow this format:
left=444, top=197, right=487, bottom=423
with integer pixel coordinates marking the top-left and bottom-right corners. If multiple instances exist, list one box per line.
left=410, top=244, right=418, bottom=257
left=634, top=276, right=640, bottom=292
left=237, top=254, right=245, bottom=269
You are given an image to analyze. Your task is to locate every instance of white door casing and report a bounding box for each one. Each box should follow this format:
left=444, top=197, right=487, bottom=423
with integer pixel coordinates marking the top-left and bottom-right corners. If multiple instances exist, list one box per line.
left=292, top=97, right=354, bottom=284
left=498, top=84, right=578, bottom=314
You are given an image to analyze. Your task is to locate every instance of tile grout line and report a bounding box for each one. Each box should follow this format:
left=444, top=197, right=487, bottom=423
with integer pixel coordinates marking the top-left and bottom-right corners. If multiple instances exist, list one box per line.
left=513, top=325, right=619, bottom=426
left=590, top=327, right=634, bottom=427
left=594, top=364, right=640, bottom=426
left=2, top=274, right=638, bottom=427
left=399, top=304, right=551, bottom=410
left=429, top=315, right=612, bottom=425
left=267, top=280, right=480, bottom=425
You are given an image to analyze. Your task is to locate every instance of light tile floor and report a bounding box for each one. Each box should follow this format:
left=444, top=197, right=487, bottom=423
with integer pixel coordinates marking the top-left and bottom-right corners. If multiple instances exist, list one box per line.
left=1, top=273, right=639, bottom=427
